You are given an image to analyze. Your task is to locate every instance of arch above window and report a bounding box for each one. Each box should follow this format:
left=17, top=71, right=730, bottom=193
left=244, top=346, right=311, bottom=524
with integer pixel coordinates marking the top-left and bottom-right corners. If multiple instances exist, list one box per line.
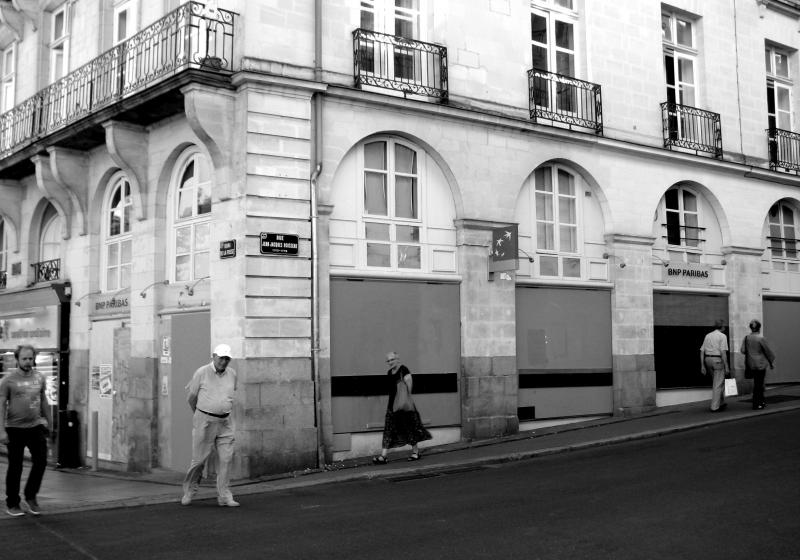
left=169, top=148, right=212, bottom=282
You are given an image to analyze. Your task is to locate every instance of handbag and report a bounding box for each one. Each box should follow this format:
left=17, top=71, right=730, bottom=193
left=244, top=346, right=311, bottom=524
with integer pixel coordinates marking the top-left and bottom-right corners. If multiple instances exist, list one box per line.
left=392, top=379, right=415, bottom=412
left=724, top=378, right=738, bottom=397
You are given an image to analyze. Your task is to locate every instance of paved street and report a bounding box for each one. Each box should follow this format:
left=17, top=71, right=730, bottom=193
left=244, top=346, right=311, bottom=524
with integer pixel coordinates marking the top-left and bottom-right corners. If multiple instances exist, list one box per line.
left=2, top=409, right=798, bottom=560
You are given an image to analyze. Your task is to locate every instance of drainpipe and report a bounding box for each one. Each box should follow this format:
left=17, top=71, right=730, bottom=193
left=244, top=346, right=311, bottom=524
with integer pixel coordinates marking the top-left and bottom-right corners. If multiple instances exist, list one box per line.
left=310, top=0, right=325, bottom=469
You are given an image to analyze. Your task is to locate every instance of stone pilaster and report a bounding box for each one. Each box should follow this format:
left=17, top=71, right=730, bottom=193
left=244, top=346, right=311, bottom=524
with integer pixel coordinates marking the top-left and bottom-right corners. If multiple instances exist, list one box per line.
left=607, top=235, right=657, bottom=416
left=457, top=219, right=518, bottom=440
left=316, top=203, right=334, bottom=463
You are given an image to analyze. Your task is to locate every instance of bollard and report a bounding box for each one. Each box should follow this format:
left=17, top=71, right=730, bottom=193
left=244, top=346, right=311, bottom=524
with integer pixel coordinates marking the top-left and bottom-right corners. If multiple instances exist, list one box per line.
left=92, top=410, right=99, bottom=471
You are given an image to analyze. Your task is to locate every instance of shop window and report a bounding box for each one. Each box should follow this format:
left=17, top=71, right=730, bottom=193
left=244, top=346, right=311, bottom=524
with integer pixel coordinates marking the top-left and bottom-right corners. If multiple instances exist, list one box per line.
left=362, top=139, right=422, bottom=270
left=768, top=201, right=799, bottom=272
left=170, top=150, right=211, bottom=282
left=662, top=186, right=703, bottom=263
left=766, top=44, right=792, bottom=132
left=532, top=165, right=581, bottom=278
left=103, top=175, right=133, bottom=291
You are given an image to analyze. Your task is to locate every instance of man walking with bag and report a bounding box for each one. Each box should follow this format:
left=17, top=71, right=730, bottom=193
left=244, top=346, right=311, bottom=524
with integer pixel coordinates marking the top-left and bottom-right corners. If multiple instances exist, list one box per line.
left=181, top=343, right=239, bottom=507
left=0, top=344, right=52, bottom=517
left=700, top=319, right=730, bottom=412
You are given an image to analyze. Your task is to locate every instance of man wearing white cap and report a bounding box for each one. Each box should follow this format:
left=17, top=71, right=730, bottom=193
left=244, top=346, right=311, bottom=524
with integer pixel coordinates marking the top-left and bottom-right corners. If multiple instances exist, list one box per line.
left=181, top=343, right=239, bottom=507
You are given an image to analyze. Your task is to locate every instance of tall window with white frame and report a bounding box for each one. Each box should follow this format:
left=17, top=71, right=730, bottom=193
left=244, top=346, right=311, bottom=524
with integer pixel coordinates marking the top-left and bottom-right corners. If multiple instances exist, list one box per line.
left=534, top=165, right=580, bottom=278
left=768, top=202, right=798, bottom=272
left=49, top=4, right=69, bottom=83
left=359, top=0, right=420, bottom=80
left=113, top=0, right=137, bottom=44
left=363, top=139, right=422, bottom=270
left=104, top=176, right=133, bottom=292
left=664, top=187, right=702, bottom=263
left=662, top=10, right=698, bottom=139
left=172, top=151, right=211, bottom=282
left=1, top=43, right=15, bottom=113
left=530, top=0, right=576, bottom=112
left=766, top=45, right=792, bottom=132
left=0, top=217, right=7, bottom=286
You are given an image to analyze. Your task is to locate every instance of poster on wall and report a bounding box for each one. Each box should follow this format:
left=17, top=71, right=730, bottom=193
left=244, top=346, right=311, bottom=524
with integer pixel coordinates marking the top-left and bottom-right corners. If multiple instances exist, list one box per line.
left=45, top=375, right=58, bottom=406
left=91, top=366, right=100, bottom=390
left=98, top=365, right=113, bottom=398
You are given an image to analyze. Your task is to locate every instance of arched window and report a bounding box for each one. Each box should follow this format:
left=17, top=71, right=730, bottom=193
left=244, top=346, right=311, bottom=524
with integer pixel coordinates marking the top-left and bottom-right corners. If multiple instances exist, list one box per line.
left=103, top=175, right=132, bottom=291
left=663, top=186, right=702, bottom=263
left=533, top=164, right=580, bottom=278
left=0, top=216, right=7, bottom=272
left=40, top=209, right=62, bottom=262
left=363, top=138, right=421, bottom=269
left=768, top=201, right=798, bottom=272
left=171, top=150, right=211, bottom=281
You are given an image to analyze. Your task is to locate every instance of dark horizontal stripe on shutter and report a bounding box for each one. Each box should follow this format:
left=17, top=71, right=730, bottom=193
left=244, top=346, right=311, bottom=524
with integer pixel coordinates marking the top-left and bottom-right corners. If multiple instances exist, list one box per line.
left=331, top=373, right=458, bottom=397
left=518, top=370, right=613, bottom=388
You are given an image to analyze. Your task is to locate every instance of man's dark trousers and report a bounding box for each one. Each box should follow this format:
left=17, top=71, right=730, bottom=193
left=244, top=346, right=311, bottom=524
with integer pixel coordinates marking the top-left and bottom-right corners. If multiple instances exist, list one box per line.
left=5, top=426, right=48, bottom=508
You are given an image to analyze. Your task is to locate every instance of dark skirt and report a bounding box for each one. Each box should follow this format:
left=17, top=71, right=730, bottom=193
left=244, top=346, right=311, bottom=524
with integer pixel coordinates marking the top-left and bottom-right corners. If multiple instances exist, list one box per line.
left=382, top=408, right=432, bottom=449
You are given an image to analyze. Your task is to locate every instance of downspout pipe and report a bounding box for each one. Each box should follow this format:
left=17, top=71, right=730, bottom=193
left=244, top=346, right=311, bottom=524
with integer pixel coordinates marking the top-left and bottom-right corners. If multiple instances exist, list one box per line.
left=310, top=0, right=325, bottom=468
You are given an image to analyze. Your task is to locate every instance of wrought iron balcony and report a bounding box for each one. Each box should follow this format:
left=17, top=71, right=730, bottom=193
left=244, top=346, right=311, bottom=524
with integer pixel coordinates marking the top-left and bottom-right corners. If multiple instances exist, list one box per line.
left=0, top=2, right=235, bottom=160
left=0, top=270, right=6, bottom=289
left=353, top=28, right=447, bottom=101
left=661, top=102, right=722, bottom=158
left=767, top=127, right=800, bottom=174
left=527, top=68, right=603, bottom=135
left=31, top=259, right=60, bottom=283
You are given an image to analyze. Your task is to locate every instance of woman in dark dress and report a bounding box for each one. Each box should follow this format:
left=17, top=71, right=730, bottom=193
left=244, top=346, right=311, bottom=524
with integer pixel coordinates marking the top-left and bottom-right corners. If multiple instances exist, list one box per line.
left=372, top=352, right=432, bottom=463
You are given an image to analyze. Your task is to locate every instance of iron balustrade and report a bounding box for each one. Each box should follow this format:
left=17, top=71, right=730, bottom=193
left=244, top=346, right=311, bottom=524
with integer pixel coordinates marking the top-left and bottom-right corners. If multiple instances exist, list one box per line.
left=0, top=2, right=235, bottom=159
left=0, top=270, right=5, bottom=289
left=661, top=102, right=722, bottom=158
left=767, top=127, right=800, bottom=174
left=527, top=68, right=603, bottom=135
left=31, top=259, right=60, bottom=283
left=353, top=28, right=448, bottom=101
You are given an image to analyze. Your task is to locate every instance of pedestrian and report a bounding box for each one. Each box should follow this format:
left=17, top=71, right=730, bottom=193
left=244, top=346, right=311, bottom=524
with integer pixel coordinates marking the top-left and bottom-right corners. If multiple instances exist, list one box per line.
left=700, top=319, right=730, bottom=412
left=0, top=344, right=51, bottom=517
left=181, top=343, right=239, bottom=507
left=372, top=351, right=432, bottom=464
left=740, top=319, right=775, bottom=411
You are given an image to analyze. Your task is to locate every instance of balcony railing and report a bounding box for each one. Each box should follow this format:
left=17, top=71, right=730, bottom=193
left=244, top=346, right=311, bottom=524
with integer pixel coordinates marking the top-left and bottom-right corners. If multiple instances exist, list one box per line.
left=527, top=68, right=603, bottom=135
left=0, top=2, right=235, bottom=159
left=661, top=102, right=722, bottom=158
left=31, top=259, right=60, bottom=283
left=0, top=270, right=5, bottom=289
left=767, top=127, right=800, bottom=174
left=353, top=28, right=448, bottom=101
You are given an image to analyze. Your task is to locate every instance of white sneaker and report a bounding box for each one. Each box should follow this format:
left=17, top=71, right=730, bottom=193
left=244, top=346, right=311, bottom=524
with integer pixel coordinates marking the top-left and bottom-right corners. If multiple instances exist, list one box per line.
left=217, top=497, right=240, bottom=507
left=180, top=492, right=193, bottom=506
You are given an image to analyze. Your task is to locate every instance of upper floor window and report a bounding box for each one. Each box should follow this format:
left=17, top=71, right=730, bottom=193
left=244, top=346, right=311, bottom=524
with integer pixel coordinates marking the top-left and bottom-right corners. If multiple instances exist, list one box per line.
left=361, top=0, right=420, bottom=38
left=49, top=4, right=70, bottom=82
left=663, top=186, right=702, bottom=263
left=662, top=11, right=697, bottom=107
left=531, top=1, right=576, bottom=77
left=766, top=45, right=792, bottom=131
left=363, top=139, right=421, bottom=269
left=768, top=201, right=798, bottom=271
left=171, top=150, right=211, bottom=282
left=1, top=44, right=15, bottom=113
left=113, top=0, right=137, bottom=44
left=103, top=176, right=132, bottom=291
left=40, top=208, right=62, bottom=262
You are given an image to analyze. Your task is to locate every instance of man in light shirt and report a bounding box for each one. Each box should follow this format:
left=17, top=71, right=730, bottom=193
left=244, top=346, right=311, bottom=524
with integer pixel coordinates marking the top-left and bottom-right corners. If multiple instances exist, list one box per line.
left=181, top=343, right=239, bottom=507
left=700, top=319, right=729, bottom=412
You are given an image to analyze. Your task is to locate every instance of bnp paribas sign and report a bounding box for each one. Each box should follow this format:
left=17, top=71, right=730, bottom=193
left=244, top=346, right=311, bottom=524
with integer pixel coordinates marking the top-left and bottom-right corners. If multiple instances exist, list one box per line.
left=664, top=261, right=712, bottom=288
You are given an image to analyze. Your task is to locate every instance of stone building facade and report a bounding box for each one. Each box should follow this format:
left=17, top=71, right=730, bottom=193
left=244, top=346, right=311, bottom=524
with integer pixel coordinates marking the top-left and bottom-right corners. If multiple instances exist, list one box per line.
left=0, top=0, right=798, bottom=475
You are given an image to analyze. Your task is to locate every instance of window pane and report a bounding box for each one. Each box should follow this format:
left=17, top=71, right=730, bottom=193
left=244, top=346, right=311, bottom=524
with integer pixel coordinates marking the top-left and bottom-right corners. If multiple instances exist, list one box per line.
left=396, top=225, right=419, bottom=242
left=364, top=141, right=386, bottom=169
left=106, top=267, right=117, bottom=291
left=117, top=10, right=128, bottom=42
left=777, top=87, right=790, bottom=112
left=661, top=14, right=672, bottom=42
left=360, top=10, right=374, bottom=30
left=197, top=181, right=211, bottom=215
left=555, top=0, right=573, bottom=8
left=676, top=19, right=692, bottom=48
left=121, top=239, right=132, bottom=264
left=54, top=11, right=65, bottom=40
left=775, top=53, right=789, bottom=78
left=686, top=252, right=700, bottom=263
left=559, top=225, right=576, bottom=252
left=398, top=245, right=421, bottom=269
left=395, top=17, right=414, bottom=39
left=395, top=176, right=417, bottom=219
left=665, top=189, right=679, bottom=210
left=537, top=222, right=554, bottom=250
left=666, top=211, right=681, bottom=245
left=535, top=167, right=552, bottom=192
left=177, top=188, right=193, bottom=219
left=176, top=226, right=191, bottom=254
left=120, top=264, right=131, bottom=289
left=365, top=172, right=387, bottom=214
left=109, top=208, right=121, bottom=236
left=557, top=169, right=574, bottom=196
left=532, top=45, right=547, bottom=72
left=367, top=243, right=390, bottom=267
left=175, top=255, right=191, bottom=281
left=556, top=51, right=574, bottom=77
left=122, top=203, right=131, bottom=233
left=107, top=242, right=119, bottom=265
left=536, top=193, right=553, bottom=221
left=365, top=222, right=390, bottom=240
left=678, top=58, right=694, bottom=85
left=563, top=257, right=580, bottom=277
left=194, top=251, right=209, bottom=279
left=539, top=255, right=558, bottom=276
left=782, top=205, right=794, bottom=225
left=182, top=161, right=195, bottom=183
left=531, top=14, right=547, bottom=45
left=559, top=197, right=576, bottom=224
left=395, top=145, right=417, bottom=174
left=194, top=222, right=210, bottom=251
left=765, top=49, right=771, bottom=73
left=555, top=21, right=573, bottom=50
left=682, top=191, right=697, bottom=212
left=769, top=203, right=780, bottom=221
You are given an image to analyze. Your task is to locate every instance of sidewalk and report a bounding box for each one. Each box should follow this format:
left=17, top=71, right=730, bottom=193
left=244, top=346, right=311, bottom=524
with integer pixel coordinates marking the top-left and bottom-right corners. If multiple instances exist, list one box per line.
left=2, top=384, right=799, bottom=518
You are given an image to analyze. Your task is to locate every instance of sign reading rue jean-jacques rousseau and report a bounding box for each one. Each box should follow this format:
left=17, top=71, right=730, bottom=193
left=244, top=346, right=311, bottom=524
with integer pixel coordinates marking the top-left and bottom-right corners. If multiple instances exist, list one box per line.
left=259, top=233, right=299, bottom=256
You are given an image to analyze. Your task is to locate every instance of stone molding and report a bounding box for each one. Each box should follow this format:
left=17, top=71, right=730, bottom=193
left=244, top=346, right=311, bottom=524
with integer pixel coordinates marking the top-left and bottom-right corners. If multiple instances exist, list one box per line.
left=47, top=146, right=89, bottom=236
left=31, top=154, right=72, bottom=240
left=103, top=121, right=148, bottom=222
left=721, top=245, right=767, bottom=257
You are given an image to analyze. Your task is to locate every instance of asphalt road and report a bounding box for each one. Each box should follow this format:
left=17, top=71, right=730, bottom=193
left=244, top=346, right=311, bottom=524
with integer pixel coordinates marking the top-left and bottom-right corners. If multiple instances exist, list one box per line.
left=3, top=410, right=799, bottom=560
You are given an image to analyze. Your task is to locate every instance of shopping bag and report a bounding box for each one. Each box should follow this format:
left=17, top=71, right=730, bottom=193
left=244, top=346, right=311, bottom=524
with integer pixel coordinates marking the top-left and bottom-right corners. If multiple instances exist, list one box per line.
left=392, top=380, right=415, bottom=412
left=724, top=378, right=738, bottom=397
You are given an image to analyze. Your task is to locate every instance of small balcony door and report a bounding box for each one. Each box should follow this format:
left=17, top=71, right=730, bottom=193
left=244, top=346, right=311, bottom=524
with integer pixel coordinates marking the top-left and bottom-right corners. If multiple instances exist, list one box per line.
left=359, top=0, right=422, bottom=85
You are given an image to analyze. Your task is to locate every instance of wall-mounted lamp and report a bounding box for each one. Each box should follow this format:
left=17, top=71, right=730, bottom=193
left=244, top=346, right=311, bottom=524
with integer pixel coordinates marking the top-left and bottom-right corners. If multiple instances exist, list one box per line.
left=140, top=279, right=169, bottom=299
left=183, top=276, right=209, bottom=297
left=603, top=252, right=627, bottom=269
left=721, top=258, right=727, bottom=266
left=652, top=255, right=670, bottom=268
left=74, top=290, right=101, bottom=307
left=518, top=249, right=535, bottom=263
